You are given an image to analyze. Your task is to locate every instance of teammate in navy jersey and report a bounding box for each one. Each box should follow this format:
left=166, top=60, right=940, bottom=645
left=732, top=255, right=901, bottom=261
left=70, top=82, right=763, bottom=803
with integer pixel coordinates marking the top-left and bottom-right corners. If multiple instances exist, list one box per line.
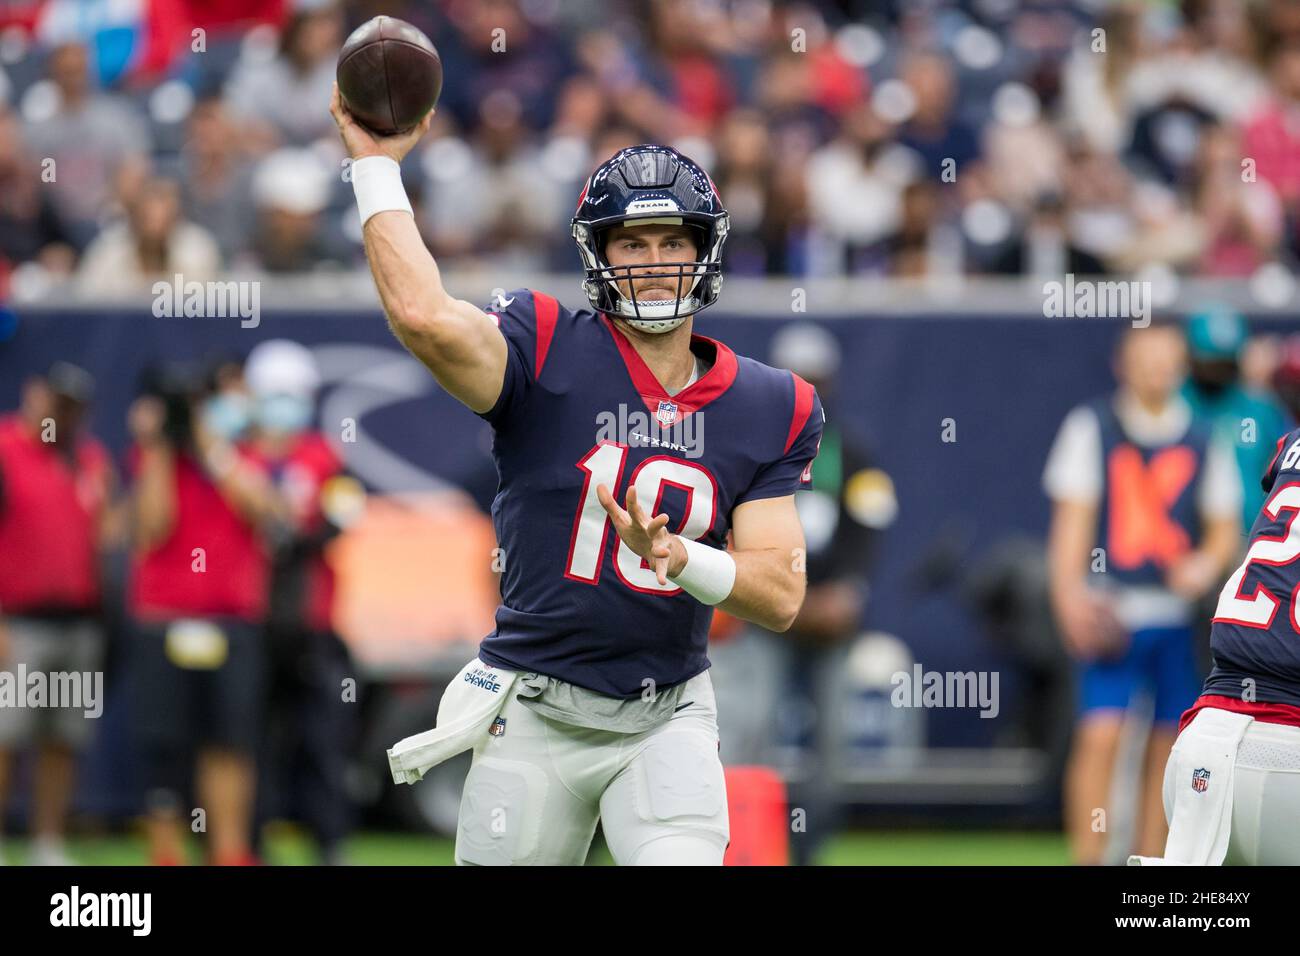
left=1133, top=427, right=1300, bottom=865
left=1202, top=427, right=1300, bottom=707
left=333, top=88, right=821, bottom=864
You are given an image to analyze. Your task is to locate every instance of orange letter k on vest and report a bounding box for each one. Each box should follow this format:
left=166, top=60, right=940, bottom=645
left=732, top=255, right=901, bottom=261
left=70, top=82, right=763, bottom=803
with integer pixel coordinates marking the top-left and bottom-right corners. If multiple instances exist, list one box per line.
left=1107, top=444, right=1197, bottom=571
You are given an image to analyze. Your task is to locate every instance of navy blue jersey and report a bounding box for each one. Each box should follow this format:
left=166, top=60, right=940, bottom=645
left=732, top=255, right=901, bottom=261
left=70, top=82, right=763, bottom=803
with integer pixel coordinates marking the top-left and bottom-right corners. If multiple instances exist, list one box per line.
left=473, top=289, right=823, bottom=698
left=1091, top=397, right=1210, bottom=587
left=1206, top=427, right=1300, bottom=706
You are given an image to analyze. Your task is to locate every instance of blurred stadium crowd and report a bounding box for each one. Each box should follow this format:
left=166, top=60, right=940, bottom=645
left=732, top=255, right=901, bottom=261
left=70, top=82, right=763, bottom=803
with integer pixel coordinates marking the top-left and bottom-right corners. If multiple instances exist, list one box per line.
left=6, top=0, right=1300, bottom=296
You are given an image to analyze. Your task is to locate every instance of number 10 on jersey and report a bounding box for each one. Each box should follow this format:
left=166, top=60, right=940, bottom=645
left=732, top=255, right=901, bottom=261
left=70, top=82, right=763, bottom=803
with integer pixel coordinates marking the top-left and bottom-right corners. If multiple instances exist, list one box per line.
left=564, top=442, right=718, bottom=594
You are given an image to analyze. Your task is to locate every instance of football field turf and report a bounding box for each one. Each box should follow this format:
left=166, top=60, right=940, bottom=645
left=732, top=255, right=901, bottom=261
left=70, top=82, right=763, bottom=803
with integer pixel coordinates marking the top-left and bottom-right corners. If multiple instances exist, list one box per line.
left=3, top=829, right=1070, bottom=866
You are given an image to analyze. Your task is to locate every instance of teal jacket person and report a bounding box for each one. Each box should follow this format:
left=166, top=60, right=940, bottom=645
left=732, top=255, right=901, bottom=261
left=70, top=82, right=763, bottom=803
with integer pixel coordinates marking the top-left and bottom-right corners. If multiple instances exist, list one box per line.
left=1181, top=307, right=1293, bottom=531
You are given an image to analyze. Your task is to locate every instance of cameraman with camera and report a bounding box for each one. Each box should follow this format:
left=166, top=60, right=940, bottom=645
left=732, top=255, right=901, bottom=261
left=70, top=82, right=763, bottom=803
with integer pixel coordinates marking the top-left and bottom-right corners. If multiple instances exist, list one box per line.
left=126, top=359, right=286, bottom=866
left=241, top=340, right=358, bottom=866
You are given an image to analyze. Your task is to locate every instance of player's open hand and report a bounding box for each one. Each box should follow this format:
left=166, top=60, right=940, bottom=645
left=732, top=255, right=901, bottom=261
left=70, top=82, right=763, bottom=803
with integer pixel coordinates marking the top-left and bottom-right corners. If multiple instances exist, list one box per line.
left=596, top=485, right=685, bottom=585
left=330, top=82, right=432, bottom=165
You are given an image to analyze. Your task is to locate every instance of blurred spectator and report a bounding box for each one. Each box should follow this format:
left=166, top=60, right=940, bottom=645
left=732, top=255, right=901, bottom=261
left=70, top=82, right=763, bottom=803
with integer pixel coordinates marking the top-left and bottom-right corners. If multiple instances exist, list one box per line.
left=20, top=41, right=150, bottom=245
left=1240, top=331, right=1285, bottom=395
left=0, top=363, right=113, bottom=866
left=621, top=0, right=737, bottom=141
left=548, top=75, right=612, bottom=146
left=419, top=92, right=567, bottom=267
left=174, top=97, right=259, bottom=265
left=434, top=0, right=575, bottom=136
left=1109, top=180, right=1204, bottom=273
left=1191, top=124, right=1283, bottom=277
left=1255, top=0, right=1300, bottom=59
left=1243, top=43, right=1300, bottom=252
left=896, top=51, right=981, bottom=182
left=711, top=109, right=777, bottom=276
left=1044, top=322, right=1242, bottom=865
left=241, top=341, right=356, bottom=865
left=1060, top=4, right=1140, bottom=156
left=224, top=2, right=343, bottom=148
left=77, top=177, right=221, bottom=295
left=991, top=192, right=1105, bottom=277
left=887, top=180, right=947, bottom=277
left=247, top=148, right=347, bottom=273
left=982, top=85, right=1064, bottom=216
left=805, top=102, right=917, bottom=275
left=1127, top=96, right=1219, bottom=189
left=1182, top=307, right=1292, bottom=529
left=753, top=46, right=839, bottom=147
left=1058, top=141, right=1136, bottom=270
left=126, top=358, right=285, bottom=865
left=0, top=107, right=77, bottom=283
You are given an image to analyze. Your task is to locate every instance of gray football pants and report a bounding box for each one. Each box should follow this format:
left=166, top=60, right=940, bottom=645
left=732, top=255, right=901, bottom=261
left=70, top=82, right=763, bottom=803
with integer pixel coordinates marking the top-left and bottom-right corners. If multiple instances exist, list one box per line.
left=455, top=669, right=730, bottom=866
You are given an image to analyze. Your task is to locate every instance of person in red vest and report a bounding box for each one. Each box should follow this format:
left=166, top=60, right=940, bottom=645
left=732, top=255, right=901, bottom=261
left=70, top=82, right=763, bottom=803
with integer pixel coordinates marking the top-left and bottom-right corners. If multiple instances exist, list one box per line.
left=240, top=340, right=356, bottom=865
left=126, top=359, right=286, bottom=866
left=0, top=362, right=114, bottom=866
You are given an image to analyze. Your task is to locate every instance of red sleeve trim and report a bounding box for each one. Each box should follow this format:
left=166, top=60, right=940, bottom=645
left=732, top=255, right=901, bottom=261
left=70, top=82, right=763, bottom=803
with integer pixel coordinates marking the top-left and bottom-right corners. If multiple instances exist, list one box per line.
left=1266, top=434, right=1287, bottom=478
left=529, top=290, right=559, bottom=380
left=784, top=373, right=816, bottom=454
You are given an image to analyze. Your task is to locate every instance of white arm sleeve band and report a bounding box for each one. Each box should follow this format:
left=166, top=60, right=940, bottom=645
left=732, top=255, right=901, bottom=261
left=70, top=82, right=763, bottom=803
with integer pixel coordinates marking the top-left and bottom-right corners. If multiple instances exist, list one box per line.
left=669, top=537, right=736, bottom=606
left=351, top=155, right=413, bottom=227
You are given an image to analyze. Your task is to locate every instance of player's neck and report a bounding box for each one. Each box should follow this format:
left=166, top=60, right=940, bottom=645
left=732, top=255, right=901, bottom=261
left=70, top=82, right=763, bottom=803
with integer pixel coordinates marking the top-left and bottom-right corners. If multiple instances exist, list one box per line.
left=613, top=317, right=700, bottom=394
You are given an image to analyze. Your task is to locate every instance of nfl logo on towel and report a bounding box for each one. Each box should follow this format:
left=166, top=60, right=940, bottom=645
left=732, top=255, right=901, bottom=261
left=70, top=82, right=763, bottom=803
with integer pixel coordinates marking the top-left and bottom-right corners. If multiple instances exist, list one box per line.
left=656, top=400, right=679, bottom=427
left=489, top=716, right=507, bottom=737
left=1191, top=767, right=1210, bottom=793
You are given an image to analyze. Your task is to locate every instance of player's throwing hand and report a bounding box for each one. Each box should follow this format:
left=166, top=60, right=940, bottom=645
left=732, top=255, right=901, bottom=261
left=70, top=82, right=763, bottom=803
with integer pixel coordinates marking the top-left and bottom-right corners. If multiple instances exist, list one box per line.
left=596, top=485, right=686, bottom=586
left=330, top=82, right=432, bottom=164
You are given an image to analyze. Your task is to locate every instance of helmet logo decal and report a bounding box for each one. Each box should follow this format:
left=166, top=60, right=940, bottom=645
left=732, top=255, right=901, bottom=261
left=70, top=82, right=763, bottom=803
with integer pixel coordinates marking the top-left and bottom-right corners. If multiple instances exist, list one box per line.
left=625, top=198, right=679, bottom=213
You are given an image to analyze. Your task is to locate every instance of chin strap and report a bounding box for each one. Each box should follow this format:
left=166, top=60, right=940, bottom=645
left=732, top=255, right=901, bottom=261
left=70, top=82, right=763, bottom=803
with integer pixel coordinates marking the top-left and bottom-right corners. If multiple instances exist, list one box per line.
left=610, top=289, right=703, bottom=333
left=621, top=315, right=688, bottom=334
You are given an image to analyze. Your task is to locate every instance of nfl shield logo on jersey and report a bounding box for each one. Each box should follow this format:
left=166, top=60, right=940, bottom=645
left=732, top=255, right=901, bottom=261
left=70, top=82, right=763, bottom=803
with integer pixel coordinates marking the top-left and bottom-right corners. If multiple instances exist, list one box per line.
left=489, top=717, right=507, bottom=737
left=1191, top=767, right=1210, bottom=793
left=656, top=400, right=679, bottom=427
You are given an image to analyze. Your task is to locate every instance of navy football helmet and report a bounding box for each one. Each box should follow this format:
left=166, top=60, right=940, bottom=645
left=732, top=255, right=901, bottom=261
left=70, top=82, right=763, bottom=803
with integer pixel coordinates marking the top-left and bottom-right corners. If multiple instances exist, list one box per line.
left=571, top=144, right=730, bottom=333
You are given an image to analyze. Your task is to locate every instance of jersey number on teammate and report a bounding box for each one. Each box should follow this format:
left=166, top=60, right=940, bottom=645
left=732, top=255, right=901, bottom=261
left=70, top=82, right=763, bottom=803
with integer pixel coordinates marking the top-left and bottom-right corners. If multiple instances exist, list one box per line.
left=1215, top=438, right=1300, bottom=630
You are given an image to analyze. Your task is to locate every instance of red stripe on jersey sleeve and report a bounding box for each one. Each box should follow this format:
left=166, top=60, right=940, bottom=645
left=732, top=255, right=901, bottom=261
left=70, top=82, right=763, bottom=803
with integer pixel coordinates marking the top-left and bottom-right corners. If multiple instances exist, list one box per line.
left=784, top=373, right=816, bottom=454
left=1265, top=434, right=1287, bottom=482
left=530, top=290, right=560, bottom=379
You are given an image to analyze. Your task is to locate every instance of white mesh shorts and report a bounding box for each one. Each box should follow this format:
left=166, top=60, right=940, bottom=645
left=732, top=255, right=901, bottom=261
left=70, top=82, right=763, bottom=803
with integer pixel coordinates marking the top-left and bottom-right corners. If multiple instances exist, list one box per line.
left=1164, top=712, right=1300, bottom=868
left=1222, top=719, right=1300, bottom=866
left=454, top=669, right=729, bottom=866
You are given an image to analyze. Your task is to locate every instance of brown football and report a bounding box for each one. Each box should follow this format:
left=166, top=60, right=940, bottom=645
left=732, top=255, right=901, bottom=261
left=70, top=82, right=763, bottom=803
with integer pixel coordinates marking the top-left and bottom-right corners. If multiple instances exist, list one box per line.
left=336, top=16, right=443, bottom=136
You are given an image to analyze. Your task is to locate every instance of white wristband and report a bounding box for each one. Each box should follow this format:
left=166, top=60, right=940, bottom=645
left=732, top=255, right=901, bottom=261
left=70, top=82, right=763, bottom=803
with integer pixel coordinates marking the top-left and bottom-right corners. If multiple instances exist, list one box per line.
left=351, top=155, right=413, bottom=226
left=669, top=538, right=736, bottom=606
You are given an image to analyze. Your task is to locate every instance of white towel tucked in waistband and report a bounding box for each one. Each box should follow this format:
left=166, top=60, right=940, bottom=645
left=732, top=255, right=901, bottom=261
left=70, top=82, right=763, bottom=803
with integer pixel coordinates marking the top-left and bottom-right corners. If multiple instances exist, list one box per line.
left=387, top=658, right=518, bottom=785
left=1128, top=707, right=1253, bottom=866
